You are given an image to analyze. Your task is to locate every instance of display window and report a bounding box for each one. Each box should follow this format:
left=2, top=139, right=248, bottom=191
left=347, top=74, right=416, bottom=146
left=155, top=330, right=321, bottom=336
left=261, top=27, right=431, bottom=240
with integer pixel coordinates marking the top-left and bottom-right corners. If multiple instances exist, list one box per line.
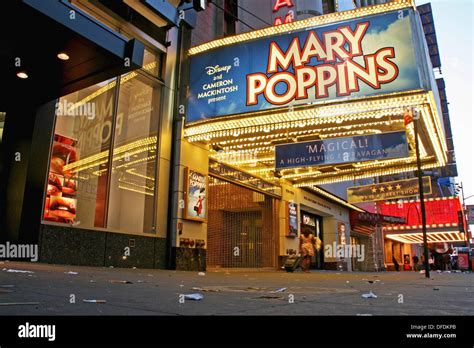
left=107, top=73, right=161, bottom=233
left=44, top=79, right=117, bottom=227
left=43, top=56, right=163, bottom=234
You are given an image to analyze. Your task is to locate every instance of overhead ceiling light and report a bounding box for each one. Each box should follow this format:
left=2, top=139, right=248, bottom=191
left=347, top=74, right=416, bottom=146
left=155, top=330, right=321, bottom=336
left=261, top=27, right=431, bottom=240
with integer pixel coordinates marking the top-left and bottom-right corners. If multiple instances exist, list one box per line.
left=16, top=71, right=28, bottom=79
left=57, top=52, right=70, bottom=60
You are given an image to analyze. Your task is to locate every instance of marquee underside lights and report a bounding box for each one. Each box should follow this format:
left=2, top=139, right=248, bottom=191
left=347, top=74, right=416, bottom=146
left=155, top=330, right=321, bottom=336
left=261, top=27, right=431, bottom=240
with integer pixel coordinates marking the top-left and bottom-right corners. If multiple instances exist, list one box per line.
left=385, top=231, right=465, bottom=244
left=186, top=90, right=446, bottom=186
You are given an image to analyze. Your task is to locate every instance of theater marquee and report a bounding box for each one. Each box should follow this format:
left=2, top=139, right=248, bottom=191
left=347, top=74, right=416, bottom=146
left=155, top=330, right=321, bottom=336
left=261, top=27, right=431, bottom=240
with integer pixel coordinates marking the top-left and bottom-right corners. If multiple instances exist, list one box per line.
left=187, top=8, right=420, bottom=123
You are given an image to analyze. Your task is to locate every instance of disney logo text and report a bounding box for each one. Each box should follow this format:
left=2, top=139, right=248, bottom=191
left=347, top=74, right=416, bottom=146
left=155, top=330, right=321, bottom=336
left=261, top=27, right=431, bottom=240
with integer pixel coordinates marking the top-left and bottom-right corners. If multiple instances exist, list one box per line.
left=206, top=65, right=232, bottom=75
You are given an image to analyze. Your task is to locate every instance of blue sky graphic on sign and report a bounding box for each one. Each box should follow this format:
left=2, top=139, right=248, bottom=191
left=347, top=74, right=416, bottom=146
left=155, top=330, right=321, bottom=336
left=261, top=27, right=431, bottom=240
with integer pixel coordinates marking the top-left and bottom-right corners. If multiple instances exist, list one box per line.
left=275, top=131, right=409, bottom=170
left=187, top=9, right=421, bottom=124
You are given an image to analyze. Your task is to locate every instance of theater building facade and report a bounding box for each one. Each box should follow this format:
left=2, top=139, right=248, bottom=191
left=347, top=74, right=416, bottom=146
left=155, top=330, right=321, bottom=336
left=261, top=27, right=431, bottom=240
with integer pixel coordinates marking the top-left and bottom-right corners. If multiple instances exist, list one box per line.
left=177, top=0, right=448, bottom=271
left=0, top=0, right=451, bottom=272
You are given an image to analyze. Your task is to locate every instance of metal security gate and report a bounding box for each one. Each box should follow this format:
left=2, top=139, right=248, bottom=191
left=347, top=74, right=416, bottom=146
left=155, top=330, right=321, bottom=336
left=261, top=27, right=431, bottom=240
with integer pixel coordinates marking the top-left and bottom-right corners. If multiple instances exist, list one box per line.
left=207, top=176, right=278, bottom=269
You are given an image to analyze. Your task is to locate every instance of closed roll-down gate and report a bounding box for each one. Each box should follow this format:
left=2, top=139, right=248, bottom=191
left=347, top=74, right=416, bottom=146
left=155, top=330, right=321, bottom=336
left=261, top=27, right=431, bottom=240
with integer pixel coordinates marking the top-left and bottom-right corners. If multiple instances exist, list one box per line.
left=207, top=176, right=279, bottom=269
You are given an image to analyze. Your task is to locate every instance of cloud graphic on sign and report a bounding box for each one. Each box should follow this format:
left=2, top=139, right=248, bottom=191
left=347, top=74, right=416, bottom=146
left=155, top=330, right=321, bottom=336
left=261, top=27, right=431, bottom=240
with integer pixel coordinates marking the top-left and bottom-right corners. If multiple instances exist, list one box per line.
left=226, top=101, right=238, bottom=114
left=354, top=15, right=420, bottom=93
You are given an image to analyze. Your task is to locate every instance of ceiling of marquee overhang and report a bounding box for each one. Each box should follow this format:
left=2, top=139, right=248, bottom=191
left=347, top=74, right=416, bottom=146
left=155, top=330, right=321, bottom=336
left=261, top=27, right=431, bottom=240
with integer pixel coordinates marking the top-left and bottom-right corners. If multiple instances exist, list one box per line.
left=185, top=90, right=447, bottom=186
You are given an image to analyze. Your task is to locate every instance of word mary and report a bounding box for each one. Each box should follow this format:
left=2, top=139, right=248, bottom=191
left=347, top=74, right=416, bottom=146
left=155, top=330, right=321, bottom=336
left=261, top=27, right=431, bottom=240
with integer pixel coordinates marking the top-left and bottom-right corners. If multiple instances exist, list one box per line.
left=247, top=22, right=399, bottom=106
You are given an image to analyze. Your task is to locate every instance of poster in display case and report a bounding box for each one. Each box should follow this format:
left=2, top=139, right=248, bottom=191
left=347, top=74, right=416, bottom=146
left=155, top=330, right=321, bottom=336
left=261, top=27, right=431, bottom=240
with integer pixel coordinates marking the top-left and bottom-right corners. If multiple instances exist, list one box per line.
left=184, top=168, right=208, bottom=222
left=287, top=202, right=298, bottom=237
left=44, top=134, right=79, bottom=224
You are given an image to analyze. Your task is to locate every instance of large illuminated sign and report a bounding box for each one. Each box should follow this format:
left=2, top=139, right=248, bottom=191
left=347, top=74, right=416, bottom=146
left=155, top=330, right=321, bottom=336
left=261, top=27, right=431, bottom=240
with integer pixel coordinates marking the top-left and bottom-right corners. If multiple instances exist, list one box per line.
left=347, top=177, right=432, bottom=204
left=187, top=9, right=422, bottom=124
left=275, top=131, right=409, bottom=170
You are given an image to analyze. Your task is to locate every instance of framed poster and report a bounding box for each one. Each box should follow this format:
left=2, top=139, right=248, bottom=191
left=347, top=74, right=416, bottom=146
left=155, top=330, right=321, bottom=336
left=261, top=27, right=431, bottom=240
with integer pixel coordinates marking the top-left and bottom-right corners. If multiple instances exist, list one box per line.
left=184, top=168, right=208, bottom=222
left=338, top=222, right=347, bottom=246
left=458, top=253, right=469, bottom=270
left=403, top=254, right=411, bottom=270
left=338, top=222, right=346, bottom=261
left=287, top=202, right=298, bottom=237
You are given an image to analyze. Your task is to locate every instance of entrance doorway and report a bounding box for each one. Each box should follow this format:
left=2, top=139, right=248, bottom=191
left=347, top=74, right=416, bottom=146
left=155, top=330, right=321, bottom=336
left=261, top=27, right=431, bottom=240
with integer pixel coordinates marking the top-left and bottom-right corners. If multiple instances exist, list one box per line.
left=301, top=211, right=324, bottom=269
left=207, top=176, right=278, bottom=269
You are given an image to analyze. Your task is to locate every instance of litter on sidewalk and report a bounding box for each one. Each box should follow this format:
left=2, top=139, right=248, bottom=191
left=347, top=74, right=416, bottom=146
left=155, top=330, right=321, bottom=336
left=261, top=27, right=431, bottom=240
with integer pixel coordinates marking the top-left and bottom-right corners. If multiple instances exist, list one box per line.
left=183, top=293, right=204, bottom=301
left=64, top=272, right=78, bottom=275
left=110, top=280, right=133, bottom=284
left=0, top=302, right=39, bottom=306
left=272, top=287, right=287, bottom=293
left=2, top=269, right=34, bottom=274
left=361, top=291, right=378, bottom=299
left=198, top=272, right=206, bottom=276
left=191, top=287, right=219, bottom=292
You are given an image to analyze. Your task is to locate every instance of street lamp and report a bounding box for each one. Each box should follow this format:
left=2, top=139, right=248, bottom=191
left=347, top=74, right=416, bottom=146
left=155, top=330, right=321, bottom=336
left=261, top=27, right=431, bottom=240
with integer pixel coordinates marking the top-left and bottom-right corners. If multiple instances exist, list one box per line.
left=454, top=182, right=470, bottom=247
left=405, top=202, right=429, bottom=270
left=409, top=107, right=430, bottom=278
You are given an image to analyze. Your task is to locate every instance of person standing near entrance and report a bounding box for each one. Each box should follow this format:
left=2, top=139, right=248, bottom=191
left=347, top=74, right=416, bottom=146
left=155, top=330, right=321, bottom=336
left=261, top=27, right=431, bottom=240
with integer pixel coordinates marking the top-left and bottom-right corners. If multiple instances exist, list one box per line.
left=392, top=255, right=400, bottom=271
left=300, top=229, right=315, bottom=273
left=412, top=255, right=419, bottom=271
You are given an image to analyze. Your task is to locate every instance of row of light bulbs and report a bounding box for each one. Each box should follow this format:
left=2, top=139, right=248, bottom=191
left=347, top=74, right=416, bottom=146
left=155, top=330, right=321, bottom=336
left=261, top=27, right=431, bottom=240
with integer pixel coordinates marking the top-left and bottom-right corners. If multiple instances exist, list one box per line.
left=185, top=94, right=427, bottom=143
left=189, top=0, right=414, bottom=55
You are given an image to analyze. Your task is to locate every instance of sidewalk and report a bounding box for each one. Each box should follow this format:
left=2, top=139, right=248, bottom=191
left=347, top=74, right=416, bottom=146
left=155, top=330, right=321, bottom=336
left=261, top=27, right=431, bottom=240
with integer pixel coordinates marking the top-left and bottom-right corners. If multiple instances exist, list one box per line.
left=1, top=261, right=473, bottom=315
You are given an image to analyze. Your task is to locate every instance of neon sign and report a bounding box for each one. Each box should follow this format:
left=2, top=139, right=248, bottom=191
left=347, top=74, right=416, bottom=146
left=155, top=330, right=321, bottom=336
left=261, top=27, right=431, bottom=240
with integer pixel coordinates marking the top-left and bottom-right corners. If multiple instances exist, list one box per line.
left=273, top=0, right=294, bottom=26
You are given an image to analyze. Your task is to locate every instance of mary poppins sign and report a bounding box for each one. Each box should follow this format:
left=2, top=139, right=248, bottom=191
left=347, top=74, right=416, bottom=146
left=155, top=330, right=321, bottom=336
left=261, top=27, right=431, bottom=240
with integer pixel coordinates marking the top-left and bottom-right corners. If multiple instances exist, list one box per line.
left=187, top=8, right=421, bottom=123
left=275, top=131, right=409, bottom=170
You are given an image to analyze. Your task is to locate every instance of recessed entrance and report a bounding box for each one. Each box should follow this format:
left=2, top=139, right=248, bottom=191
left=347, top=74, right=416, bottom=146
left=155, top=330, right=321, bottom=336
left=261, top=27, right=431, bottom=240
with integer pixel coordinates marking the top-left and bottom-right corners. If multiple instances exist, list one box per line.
left=207, top=176, right=278, bottom=269
left=300, top=210, right=324, bottom=269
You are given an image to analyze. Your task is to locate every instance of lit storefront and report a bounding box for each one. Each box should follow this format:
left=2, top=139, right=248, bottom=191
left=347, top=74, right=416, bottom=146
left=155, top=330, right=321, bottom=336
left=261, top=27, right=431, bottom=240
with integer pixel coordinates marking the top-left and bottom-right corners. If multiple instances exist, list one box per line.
left=36, top=0, right=196, bottom=267
left=380, top=197, right=467, bottom=270
left=179, top=0, right=448, bottom=270
left=0, top=0, right=451, bottom=272
left=0, top=0, right=203, bottom=268
left=350, top=211, right=406, bottom=271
